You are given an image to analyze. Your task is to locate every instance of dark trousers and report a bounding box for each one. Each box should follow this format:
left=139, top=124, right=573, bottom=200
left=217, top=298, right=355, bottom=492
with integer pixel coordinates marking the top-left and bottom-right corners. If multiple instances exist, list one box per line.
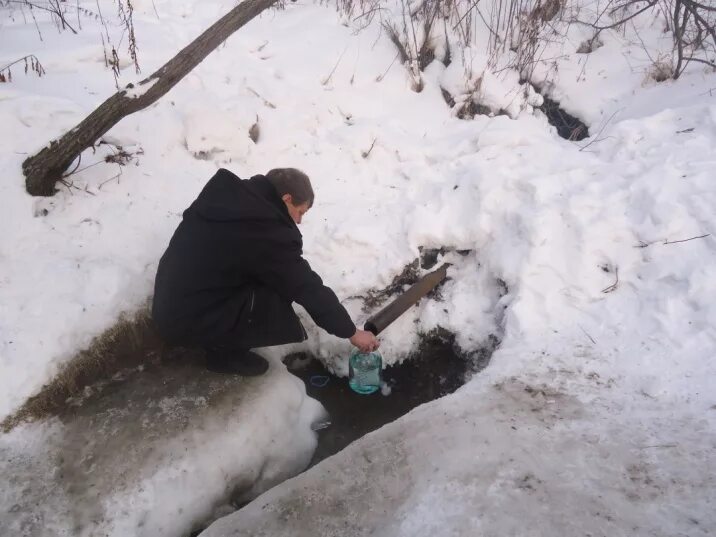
left=156, top=284, right=306, bottom=352
left=222, top=284, right=307, bottom=350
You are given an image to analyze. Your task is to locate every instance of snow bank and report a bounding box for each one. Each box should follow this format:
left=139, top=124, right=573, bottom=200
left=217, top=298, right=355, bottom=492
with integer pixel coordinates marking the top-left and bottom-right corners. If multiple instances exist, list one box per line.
left=199, top=51, right=716, bottom=532
left=198, top=3, right=713, bottom=533
left=441, top=47, right=544, bottom=117
left=0, top=350, right=325, bottom=536
left=202, top=345, right=716, bottom=536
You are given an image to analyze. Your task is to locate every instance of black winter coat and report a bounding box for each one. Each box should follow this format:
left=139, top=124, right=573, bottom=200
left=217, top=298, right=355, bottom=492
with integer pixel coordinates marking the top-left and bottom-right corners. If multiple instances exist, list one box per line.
left=152, top=169, right=356, bottom=345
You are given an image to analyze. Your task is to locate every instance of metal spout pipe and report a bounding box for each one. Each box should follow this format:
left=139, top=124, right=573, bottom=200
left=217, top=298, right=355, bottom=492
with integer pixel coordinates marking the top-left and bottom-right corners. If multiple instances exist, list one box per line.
left=364, top=264, right=448, bottom=335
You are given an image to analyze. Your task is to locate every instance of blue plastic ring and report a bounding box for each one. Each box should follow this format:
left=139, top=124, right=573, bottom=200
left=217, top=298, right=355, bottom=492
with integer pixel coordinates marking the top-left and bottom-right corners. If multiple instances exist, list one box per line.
left=310, top=375, right=330, bottom=388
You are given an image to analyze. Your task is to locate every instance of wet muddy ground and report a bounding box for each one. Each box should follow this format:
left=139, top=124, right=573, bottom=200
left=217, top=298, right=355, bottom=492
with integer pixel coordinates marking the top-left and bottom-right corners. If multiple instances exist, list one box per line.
left=283, top=333, right=490, bottom=469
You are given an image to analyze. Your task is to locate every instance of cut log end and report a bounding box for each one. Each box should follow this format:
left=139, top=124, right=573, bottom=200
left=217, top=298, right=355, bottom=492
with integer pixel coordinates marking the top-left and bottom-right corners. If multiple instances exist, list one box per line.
left=23, top=155, right=65, bottom=197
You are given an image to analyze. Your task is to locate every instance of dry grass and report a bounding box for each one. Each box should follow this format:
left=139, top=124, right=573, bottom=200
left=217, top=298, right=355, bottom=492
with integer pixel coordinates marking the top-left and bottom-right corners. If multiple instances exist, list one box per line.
left=1, top=305, right=166, bottom=432
left=360, top=259, right=421, bottom=311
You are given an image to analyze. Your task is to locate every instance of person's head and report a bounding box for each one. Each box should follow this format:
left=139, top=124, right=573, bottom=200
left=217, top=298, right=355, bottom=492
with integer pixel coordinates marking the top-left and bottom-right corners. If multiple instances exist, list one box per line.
left=266, top=168, right=314, bottom=225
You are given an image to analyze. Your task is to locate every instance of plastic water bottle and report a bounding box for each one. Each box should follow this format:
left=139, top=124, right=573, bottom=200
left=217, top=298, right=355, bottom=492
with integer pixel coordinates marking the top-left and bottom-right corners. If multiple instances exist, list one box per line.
left=349, top=350, right=382, bottom=395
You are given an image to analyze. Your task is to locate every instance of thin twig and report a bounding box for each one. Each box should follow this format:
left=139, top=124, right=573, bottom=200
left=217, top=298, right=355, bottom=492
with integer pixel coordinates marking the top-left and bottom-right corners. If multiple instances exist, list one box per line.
left=98, top=167, right=123, bottom=190
left=58, top=178, right=94, bottom=195
left=62, top=153, right=82, bottom=178
left=682, top=0, right=716, bottom=13
left=579, top=108, right=622, bottom=151
left=60, top=179, right=74, bottom=196
left=663, top=234, right=710, bottom=245
left=352, top=4, right=386, bottom=22
left=682, top=56, right=716, bottom=69
left=578, top=324, right=597, bottom=345
left=574, top=0, right=657, bottom=31
left=0, top=54, right=45, bottom=75
left=476, top=5, right=500, bottom=41
left=7, top=0, right=76, bottom=30
left=246, top=87, right=276, bottom=109
left=27, top=1, right=44, bottom=41
left=322, top=46, right=348, bottom=86
left=70, top=159, right=105, bottom=176
left=376, top=52, right=400, bottom=82
left=453, top=0, right=481, bottom=31
left=361, top=138, right=377, bottom=158
left=601, top=267, right=619, bottom=293
left=635, top=234, right=710, bottom=248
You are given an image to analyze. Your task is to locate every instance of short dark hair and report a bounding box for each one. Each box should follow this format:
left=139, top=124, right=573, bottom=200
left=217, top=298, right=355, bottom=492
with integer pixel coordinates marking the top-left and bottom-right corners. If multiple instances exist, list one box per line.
left=266, top=168, right=314, bottom=208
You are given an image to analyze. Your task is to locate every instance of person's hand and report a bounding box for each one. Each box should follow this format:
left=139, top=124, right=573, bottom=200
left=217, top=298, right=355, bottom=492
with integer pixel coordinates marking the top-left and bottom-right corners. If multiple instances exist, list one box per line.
left=350, top=329, right=380, bottom=353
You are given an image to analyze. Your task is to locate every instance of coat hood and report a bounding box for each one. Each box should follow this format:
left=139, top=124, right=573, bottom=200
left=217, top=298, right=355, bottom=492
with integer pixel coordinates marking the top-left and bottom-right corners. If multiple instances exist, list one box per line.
left=189, top=168, right=297, bottom=231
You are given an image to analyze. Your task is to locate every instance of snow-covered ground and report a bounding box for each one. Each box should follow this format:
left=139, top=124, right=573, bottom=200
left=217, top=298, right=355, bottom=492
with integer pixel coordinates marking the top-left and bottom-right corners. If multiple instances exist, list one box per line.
left=1, top=351, right=325, bottom=536
left=1, top=0, right=715, bottom=535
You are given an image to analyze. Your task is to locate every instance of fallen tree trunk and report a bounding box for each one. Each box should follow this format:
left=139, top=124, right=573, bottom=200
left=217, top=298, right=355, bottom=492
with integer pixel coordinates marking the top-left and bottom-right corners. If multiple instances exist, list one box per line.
left=23, top=0, right=278, bottom=196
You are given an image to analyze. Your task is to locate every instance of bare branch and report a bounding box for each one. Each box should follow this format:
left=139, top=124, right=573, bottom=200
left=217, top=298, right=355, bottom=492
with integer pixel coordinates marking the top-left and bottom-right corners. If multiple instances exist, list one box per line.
left=579, top=108, right=622, bottom=151
left=321, top=46, right=348, bottom=86
left=635, top=234, right=711, bottom=248
left=361, top=138, right=377, bottom=158
left=7, top=0, right=79, bottom=33
left=247, top=87, right=276, bottom=109
left=578, top=324, right=597, bottom=344
left=682, top=56, right=716, bottom=69
left=663, top=234, right=710, bottom=245
left=0, top=54, right=46, bottom=81
left=682, top=0, right=716, bottom=13
left=375, top=51, right=400, bottom=82
left=601, top=267, right=619, bottom=294
left=575, top=0, right=658, bottom=32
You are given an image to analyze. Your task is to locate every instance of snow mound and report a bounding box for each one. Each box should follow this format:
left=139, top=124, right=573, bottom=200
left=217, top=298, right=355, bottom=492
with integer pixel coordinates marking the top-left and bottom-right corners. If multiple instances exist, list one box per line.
left=183, top=104, right=256, bottom=161
left=201, top=345, right=716, bottom=537
left=441, top=47, right=544, bottom=117
left=0, top=351, right=325, bottom=537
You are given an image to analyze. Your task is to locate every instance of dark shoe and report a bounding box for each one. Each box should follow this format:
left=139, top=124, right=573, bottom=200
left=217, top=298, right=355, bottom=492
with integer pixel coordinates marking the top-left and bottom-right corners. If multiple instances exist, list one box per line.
left=206, top=348, right=269, bottom=376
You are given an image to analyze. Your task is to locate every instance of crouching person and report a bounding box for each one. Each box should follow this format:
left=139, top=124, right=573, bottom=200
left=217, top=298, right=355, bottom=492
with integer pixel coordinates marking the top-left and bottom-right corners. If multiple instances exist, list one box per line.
left=152, top=167, right=379, bottom=375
